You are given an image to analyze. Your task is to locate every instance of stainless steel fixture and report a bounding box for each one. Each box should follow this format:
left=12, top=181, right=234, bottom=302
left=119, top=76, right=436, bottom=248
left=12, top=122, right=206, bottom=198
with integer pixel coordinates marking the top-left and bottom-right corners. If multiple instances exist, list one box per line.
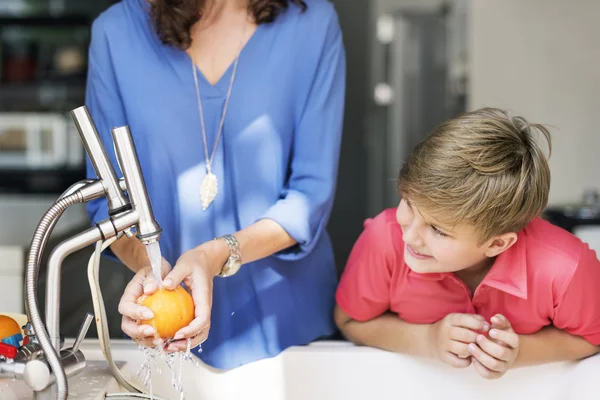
left=0, top=105, right=162, bottom=399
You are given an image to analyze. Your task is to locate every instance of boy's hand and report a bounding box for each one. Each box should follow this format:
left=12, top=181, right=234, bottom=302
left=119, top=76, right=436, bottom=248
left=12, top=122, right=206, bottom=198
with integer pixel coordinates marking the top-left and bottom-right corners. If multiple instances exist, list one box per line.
left=468, top=314, right=520, bottom=379
left=429, top=313, right=490, bottom=368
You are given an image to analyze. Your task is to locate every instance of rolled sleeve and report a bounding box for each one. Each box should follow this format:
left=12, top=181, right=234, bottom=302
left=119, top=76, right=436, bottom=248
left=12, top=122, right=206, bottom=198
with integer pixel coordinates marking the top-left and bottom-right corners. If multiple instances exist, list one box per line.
left=552, top=244, right=600, bottom=345
left=261, top=12, right=346, bottom=261
left=335, top=218, right=392, bottom=322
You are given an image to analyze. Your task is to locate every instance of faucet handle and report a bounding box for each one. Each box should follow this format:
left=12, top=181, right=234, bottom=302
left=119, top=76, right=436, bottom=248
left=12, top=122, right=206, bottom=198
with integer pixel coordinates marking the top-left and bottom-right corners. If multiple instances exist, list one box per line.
left=72, top=313, right=94, bottom=353
left=23, top=359, right=51, bottom=391
left=21, top=322, right=37, bottom=345
left=71, top=106, right=129, bottom=214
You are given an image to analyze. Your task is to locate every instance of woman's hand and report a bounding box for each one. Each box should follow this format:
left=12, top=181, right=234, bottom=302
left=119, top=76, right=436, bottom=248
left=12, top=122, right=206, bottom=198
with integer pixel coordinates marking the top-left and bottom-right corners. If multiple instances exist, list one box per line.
left=117, top=258, right=171, bottom=348
left=159, top=239, right=230, bottom=352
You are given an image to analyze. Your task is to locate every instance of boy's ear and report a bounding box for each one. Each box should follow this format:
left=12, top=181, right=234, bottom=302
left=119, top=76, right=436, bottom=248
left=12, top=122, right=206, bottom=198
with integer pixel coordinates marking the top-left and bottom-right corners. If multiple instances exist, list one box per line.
left=484, top=232, right=518, bottom=257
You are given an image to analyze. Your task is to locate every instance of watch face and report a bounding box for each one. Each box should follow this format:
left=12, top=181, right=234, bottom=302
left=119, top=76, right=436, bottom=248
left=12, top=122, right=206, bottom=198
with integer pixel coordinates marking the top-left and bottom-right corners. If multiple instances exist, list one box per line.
left=216, top=235, right=242, bottom=277
left=219, top=259, right=241, bottom=277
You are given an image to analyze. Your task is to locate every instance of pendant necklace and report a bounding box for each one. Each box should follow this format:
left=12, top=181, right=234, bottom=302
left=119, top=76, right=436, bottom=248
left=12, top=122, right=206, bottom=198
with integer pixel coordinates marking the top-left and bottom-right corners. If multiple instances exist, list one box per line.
left=192, top=16, right=248, bottom=210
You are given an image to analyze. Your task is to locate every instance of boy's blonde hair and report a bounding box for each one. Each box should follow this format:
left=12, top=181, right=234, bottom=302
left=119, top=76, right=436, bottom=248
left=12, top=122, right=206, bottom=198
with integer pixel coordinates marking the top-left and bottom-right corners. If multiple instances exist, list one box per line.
left=397, top=107, right=552, bottom=243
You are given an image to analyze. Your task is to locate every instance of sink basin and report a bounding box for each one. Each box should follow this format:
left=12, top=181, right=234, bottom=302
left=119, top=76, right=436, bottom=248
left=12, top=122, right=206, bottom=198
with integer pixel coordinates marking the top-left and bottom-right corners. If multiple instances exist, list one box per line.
left=1, top=339, right=598, bottom=399
left=87, top=339, right=599, bottom=400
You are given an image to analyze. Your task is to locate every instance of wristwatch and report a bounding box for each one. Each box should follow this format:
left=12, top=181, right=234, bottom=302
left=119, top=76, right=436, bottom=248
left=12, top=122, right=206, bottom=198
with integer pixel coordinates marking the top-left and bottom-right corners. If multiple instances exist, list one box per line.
left=216, top=235, right=242, bottom=277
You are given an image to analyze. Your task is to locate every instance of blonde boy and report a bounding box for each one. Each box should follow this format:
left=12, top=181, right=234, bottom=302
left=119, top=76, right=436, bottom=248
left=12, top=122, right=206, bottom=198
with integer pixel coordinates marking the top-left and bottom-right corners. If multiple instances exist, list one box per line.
left=335, top=108, right=600, bottom=379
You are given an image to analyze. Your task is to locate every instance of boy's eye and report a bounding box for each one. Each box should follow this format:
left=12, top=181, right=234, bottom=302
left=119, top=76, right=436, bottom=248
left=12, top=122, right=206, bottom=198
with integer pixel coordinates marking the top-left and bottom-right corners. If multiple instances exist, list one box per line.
left=431, top=225, right=447, bottom=237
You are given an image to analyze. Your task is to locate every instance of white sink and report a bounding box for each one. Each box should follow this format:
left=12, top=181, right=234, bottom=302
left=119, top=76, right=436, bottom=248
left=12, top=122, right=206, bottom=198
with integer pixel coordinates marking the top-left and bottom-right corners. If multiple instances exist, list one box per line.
left=2, top=339, right=598, bottom=399
left=88, top=339, right=598, bottom=400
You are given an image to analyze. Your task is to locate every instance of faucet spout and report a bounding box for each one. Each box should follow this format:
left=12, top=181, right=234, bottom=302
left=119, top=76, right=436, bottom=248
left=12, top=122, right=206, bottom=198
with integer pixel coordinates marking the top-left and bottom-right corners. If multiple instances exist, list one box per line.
left=111, top=126, right=162, bottom=244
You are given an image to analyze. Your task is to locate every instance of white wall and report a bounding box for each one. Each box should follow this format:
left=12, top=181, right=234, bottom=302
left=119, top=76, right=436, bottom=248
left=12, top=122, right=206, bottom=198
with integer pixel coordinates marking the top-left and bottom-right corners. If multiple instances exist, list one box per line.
left=0, top=246, right=24, bottom=313
left=469, top=0, right=600, bottom=205
left=0, top=195, right=88, bottom=246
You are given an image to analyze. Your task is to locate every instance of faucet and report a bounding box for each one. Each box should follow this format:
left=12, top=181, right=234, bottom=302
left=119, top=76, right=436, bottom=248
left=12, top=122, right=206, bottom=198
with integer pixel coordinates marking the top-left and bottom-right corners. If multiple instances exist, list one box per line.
left=0, top=105, right=162, bottom=400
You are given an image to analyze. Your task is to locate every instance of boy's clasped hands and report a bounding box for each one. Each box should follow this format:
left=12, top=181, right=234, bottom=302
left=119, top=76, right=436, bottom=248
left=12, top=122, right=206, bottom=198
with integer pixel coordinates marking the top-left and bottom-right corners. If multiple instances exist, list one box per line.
left=429, top=313, right=520, bottom=379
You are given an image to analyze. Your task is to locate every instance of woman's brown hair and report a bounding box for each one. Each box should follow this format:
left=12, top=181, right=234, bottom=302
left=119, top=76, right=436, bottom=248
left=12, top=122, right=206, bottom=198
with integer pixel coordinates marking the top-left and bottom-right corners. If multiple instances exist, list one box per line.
left=149, top=0, right=307, bottom=49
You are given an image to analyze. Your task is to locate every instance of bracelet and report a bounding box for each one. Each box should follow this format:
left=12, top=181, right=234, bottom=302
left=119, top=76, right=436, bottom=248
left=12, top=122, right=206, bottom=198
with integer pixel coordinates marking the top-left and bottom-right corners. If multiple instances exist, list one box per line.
left=216, top=235, right=242, bottom=277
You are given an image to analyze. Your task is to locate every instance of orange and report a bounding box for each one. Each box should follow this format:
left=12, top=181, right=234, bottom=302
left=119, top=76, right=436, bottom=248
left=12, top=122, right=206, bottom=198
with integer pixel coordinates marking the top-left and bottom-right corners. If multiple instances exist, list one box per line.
left=0, top=315, right=21, bottom=340
left=137, top=286, right=195, bottom=340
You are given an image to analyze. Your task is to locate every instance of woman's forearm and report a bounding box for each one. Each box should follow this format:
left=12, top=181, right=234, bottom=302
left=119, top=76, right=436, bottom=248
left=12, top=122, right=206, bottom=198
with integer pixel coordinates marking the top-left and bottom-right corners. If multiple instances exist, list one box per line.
left=113, top=218, right=295, bottom=276
left=110, top=235, right=150, bottom=273
left=197, top=218, right=297, bottom=276
left=236, top=218, right=296, bottom=264
left=515, top=326, right=599, bottom=368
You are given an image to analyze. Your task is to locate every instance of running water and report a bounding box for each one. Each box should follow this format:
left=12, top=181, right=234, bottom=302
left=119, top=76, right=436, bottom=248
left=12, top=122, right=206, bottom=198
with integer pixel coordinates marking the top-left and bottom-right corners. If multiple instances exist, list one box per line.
left=145, top=241, right=163, bottom=287
left=137, top=339, right=202, bottom=400
left=141, top=242, right=202, bottom=398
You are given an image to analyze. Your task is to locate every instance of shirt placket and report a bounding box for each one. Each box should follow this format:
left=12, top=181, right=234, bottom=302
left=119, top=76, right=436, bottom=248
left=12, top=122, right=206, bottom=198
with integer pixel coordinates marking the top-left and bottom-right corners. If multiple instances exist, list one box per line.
left=446, top=275, right=477, bottom=314
left=447, top=274, right=493, bottom=316
left=472, top=286, right=489, bottom=315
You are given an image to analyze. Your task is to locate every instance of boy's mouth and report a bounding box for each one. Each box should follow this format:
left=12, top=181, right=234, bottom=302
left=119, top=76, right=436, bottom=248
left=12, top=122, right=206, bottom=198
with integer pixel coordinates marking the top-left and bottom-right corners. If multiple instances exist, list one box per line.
left=406, top=244, right=433, bottom=260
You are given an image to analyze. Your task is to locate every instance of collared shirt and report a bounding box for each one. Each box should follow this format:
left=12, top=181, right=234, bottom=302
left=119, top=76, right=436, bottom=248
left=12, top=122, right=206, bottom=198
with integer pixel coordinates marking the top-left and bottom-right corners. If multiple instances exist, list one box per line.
left=86, top=0, right=345, bottom=369
left=336, top=209, right=600, bottom=345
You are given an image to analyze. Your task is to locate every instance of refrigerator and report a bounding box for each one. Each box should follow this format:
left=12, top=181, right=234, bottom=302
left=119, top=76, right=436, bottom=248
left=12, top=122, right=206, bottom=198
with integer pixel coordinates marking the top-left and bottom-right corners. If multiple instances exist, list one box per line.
left=366, top=0, right=468, bottom=214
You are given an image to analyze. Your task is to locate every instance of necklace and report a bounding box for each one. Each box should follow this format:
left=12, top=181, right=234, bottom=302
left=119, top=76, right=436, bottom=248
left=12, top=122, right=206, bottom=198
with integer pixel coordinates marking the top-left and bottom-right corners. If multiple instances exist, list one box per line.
left=192, top=17, right=248, bottom=210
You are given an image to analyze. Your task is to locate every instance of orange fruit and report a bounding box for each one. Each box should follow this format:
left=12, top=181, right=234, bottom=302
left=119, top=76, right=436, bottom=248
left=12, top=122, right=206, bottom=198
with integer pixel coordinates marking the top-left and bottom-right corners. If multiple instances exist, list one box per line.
left=136, top=286, right=195, bottom=339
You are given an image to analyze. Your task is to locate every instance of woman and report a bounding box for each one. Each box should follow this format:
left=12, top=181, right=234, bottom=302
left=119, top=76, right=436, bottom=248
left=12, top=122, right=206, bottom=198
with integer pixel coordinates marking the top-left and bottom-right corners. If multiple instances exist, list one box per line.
left=85, top=0, right=346, bottom=369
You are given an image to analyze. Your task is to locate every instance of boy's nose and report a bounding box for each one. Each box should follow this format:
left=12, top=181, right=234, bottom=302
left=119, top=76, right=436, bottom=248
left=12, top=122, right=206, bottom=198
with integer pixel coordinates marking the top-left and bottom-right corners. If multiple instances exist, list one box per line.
left=402, top=221, right=425, bottom=248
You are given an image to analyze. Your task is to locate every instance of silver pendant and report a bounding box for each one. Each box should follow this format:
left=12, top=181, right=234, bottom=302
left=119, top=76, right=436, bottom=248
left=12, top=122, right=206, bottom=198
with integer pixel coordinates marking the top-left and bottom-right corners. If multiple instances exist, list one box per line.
left=200, top=170, right=218, bottom=210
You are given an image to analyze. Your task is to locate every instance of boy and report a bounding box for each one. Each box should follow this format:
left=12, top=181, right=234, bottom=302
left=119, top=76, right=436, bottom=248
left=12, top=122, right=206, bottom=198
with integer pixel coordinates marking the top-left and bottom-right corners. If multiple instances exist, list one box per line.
left=335, top=108, right=600, bottom=379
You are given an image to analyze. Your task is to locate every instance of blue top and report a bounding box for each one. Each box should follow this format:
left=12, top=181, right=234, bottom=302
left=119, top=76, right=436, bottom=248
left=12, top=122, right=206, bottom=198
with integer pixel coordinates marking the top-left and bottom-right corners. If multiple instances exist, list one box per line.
left=85, top=0, right=346, bottom=369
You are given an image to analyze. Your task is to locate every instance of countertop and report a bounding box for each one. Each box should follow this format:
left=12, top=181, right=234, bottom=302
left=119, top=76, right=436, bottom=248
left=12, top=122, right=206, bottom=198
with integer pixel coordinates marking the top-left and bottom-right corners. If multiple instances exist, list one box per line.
left=0, top=360, right=121, bottom=400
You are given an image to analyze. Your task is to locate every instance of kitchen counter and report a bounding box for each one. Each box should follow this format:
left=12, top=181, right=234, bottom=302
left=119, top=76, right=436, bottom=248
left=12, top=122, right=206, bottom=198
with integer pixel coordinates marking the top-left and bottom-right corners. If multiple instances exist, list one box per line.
left=0, top=360, right=121, bottom=400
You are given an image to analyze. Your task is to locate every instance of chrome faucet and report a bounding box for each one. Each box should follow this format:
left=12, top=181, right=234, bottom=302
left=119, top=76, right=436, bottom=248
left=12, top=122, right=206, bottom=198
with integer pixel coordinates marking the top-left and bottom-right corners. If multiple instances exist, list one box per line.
left=0, top=105, right=162, bottom=400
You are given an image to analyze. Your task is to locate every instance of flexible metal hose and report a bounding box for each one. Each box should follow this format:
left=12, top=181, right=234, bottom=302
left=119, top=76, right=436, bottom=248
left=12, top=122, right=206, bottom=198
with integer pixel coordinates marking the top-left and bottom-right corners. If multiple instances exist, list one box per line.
left=24, top=180, right=94, bottom=319
left=90, top=238, right=146, bottom=393
left=26, top=192, right=83, bottom=400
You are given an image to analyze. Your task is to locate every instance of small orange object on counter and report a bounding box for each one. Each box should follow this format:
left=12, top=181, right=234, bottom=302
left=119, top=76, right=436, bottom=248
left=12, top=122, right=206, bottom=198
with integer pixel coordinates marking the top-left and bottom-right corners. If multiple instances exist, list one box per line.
left=0, top=315, right=23, bottom=348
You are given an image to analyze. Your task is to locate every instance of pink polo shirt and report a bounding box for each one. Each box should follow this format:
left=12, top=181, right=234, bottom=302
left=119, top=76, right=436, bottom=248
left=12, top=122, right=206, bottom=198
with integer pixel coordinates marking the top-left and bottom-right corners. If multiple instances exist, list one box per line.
left=336, top=209, right=600, bottom=345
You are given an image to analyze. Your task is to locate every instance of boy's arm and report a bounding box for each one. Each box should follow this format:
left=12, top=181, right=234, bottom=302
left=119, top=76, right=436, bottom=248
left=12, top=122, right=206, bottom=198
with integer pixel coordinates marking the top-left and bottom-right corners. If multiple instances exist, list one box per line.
left=515, top=326, right=599, bottom=368
left=470, top=306, right=599, bottom=379
left=544, top=243, right=600, bottom=360
left=335, top=304, right=490, bottom=370
left=334, top=305, right=432, bottom=357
